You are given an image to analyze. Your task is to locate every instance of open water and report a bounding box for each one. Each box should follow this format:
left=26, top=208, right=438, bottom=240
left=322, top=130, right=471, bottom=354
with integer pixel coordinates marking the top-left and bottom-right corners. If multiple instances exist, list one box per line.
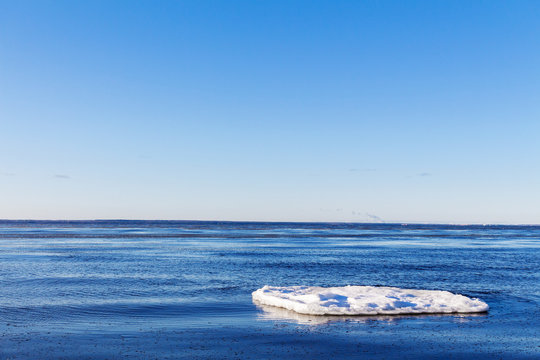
left=0, top=220, right=539, bottom=359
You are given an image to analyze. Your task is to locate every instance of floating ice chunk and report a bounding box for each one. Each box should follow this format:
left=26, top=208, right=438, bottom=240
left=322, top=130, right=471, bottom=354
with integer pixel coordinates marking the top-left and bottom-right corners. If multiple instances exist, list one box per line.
left=252, top=285, right=488, bottom=315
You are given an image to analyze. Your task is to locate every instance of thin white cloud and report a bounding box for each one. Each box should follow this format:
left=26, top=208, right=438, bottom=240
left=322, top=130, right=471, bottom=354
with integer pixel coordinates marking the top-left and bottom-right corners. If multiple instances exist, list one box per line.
left=365, top=213, right=384, bottom=223
left=349, top=168, right=377, bottom=172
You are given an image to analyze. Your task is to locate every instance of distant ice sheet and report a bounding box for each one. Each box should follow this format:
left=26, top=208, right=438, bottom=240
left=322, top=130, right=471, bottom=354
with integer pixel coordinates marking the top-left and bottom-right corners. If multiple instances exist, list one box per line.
left=252, top=285, right=488, bottom=315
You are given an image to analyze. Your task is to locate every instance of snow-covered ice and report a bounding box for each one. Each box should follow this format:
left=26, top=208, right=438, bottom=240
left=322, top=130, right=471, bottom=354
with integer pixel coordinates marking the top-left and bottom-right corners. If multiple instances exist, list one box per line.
left=252, top=285, right=489, bottom=315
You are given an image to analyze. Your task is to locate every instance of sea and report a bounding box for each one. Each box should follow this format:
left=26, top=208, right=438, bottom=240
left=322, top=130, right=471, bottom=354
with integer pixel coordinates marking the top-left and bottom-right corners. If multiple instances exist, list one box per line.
left=0, top=220, right=539, bottom=359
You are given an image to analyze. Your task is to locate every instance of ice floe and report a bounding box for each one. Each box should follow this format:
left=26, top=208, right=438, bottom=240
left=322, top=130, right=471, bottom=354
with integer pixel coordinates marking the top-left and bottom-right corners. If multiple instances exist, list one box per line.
left=252, top=285, right=488, bottom=315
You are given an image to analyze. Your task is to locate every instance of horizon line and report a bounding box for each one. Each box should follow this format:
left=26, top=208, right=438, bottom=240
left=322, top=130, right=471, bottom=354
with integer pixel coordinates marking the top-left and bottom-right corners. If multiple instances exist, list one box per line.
left=0, top=218, right=538, bottom=226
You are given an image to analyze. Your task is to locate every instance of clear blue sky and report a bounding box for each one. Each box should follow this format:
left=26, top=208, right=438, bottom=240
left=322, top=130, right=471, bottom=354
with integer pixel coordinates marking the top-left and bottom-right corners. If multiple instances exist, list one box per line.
left=1, top=1, right=539, bottom=223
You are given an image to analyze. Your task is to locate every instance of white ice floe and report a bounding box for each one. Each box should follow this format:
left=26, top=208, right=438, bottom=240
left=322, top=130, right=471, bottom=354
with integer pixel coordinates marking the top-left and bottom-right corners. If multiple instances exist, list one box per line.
left=252, top=285, right=488, bottom=315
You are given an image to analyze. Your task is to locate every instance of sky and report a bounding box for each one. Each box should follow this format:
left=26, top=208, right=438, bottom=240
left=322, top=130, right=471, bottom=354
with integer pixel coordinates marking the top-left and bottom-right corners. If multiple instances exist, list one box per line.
left=1, top=0, right=539, bottom=224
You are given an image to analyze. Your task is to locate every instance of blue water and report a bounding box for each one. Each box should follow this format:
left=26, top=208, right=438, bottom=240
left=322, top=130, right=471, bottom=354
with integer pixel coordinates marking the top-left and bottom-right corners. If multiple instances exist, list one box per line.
left=1, top=221, right=539, bottom=359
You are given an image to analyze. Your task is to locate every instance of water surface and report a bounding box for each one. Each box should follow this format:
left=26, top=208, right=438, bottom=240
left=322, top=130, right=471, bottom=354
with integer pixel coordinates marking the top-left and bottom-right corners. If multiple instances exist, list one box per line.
left=1, top=221, right=539, bottom=359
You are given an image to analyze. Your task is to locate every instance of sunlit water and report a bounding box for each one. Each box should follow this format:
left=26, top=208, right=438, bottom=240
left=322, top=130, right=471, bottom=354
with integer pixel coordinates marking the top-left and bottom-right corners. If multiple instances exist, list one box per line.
left=1, top=221, right=539, bottom=359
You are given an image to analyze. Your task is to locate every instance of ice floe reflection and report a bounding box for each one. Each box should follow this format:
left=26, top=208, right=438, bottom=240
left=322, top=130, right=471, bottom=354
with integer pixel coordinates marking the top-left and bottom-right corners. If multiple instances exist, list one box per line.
left=254, top=302, right=487, bottom=325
